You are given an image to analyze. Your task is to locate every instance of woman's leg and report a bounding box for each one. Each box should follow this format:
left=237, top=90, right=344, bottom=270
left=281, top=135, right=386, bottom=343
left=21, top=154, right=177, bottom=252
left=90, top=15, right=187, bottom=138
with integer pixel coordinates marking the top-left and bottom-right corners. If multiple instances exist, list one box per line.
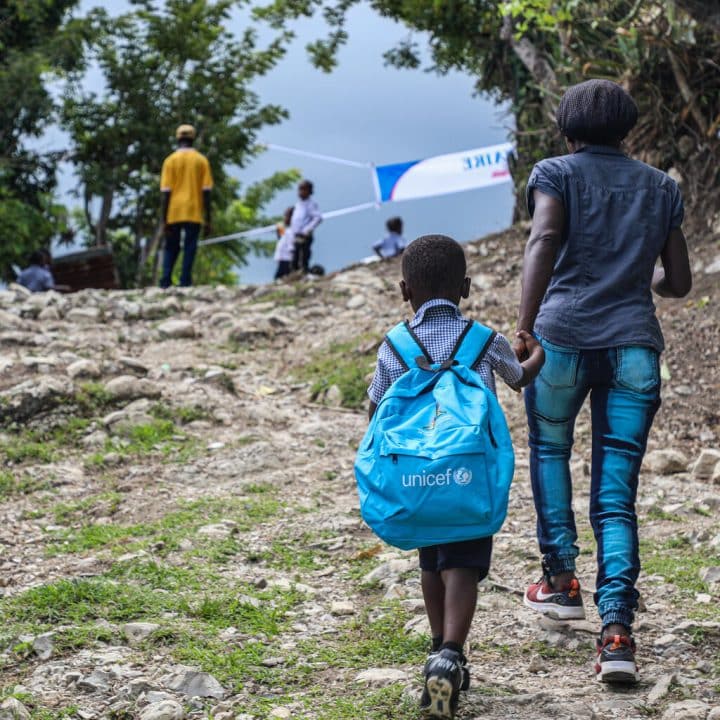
left=525, top=341, right=589, bottom=577
left=590, top=347, right=661, bottom=632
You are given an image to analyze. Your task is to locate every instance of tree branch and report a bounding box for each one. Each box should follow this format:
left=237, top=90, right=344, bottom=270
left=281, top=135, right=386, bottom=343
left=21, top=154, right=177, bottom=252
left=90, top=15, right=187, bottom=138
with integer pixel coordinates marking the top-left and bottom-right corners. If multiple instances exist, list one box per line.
left=501, top=14, right=561, bottom=119
left=667, top=48, right=709, bottom=135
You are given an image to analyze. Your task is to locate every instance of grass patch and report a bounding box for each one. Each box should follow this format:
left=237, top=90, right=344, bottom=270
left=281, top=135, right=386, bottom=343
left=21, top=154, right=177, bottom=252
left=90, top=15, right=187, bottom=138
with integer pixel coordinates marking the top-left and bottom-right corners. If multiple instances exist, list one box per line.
left=1, top=417, right=94, bottom=466
left=52, top=492, right=123, bottom=524
left=150, top=402, right=211, bottom=425
left=642, top=538, right=720, bottom=608
left=0, top=558, right=306, bottom=688
left=250, top=533, right=329, bottom=572
left=645, top=507, right=683, bottom=522
left=46, top=495, right=283, bottom=556
left=0, top=470, right=49, bottom=500
left=86, top=419, right=202, bottom=464
left=294, top=338, right=376, bottom=409
left=72, top=382, right=114, bottom=414
left=310, top=603, right=427, bottom=668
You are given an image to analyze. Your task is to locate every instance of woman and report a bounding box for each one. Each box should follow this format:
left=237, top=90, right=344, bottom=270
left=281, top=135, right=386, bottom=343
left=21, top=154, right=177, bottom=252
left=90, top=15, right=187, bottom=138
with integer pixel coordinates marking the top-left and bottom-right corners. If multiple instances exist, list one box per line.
left=514, top=79, right=691, bottom=684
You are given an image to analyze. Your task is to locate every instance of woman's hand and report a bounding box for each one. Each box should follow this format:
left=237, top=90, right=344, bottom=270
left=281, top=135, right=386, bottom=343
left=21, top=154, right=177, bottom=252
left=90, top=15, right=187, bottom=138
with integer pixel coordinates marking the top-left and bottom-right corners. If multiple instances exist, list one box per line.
left=512, top=333, right=529, bottom=362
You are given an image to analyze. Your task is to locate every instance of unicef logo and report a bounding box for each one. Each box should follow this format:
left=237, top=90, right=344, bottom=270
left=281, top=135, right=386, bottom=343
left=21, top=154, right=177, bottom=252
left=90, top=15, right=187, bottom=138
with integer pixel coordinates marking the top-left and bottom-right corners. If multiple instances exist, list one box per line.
left=453, top=467, right=472, bottom=486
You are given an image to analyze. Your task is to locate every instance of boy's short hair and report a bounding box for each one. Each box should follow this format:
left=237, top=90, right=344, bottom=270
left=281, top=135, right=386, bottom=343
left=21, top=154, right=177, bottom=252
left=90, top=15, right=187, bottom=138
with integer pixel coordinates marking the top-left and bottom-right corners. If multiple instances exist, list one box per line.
left=300, top=179, right=314, bottom=194
left=28, top=250, right=46, bottom=266
left=386, top=216, right=403, bottom=233
left=402, top=234, right=466, bottom=297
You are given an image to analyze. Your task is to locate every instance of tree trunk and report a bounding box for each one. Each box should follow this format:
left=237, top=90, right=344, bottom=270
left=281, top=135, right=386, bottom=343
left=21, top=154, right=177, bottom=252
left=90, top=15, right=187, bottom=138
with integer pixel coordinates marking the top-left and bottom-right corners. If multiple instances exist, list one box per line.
left=501, top=14, right=561, bottom=120
left=95, top=188, right=114, bottom=246
left=137, top=223, right=164, bottom=287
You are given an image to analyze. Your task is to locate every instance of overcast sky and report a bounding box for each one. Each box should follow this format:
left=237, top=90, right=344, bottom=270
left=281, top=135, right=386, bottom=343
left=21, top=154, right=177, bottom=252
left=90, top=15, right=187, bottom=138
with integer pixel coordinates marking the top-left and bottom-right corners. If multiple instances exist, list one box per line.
left=56, top=1, right=514, bottom=283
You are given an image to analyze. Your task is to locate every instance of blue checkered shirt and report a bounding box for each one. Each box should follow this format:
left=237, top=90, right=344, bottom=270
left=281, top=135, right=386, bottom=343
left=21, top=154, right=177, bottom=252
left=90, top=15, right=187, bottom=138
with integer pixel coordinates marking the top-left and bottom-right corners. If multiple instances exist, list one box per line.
left=368, top=299, right=523, bottom=405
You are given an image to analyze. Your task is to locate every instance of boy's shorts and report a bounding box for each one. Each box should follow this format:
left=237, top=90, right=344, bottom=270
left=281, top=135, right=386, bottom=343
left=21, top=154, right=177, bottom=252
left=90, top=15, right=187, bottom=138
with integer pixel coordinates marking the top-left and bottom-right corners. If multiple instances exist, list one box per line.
left=418, top=537, right=493, bottom=581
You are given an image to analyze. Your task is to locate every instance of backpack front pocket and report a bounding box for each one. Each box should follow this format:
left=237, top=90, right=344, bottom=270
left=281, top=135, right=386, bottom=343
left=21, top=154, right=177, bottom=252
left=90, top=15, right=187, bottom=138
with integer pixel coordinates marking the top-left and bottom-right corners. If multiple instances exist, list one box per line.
left=371, top=428, right=495, bottom=532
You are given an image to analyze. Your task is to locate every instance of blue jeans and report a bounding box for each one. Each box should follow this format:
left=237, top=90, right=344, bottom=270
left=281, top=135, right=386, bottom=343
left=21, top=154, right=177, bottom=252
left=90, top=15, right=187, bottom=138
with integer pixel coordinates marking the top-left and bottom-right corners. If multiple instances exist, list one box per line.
left=160, top=222, right=200, bottom=288
left=525, top=338, right=661, bottom=630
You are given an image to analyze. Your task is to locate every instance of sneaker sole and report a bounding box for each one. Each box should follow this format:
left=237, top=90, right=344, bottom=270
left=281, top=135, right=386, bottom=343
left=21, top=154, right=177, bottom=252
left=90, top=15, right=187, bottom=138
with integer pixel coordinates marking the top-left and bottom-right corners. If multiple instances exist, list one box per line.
left=423, top=676, right=456, bottom=719
left=523, top=594, right=586, bottom=620
left=597, top=660, right=639, bottom=684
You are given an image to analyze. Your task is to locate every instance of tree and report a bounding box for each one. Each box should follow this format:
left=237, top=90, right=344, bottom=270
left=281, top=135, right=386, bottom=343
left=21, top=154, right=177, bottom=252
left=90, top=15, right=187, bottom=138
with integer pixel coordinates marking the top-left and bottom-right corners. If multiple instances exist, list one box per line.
left=255, top=0, right=719, bottom=212
left=0, top=0, right=82, bottom=280
left=62, top=0, right=292, bottom=286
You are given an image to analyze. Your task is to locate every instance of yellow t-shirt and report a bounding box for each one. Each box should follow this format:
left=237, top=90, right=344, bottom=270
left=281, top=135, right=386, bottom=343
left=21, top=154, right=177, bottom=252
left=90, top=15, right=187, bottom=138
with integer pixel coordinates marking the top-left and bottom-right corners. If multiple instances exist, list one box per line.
left=160, top=148, right=213, bottom=224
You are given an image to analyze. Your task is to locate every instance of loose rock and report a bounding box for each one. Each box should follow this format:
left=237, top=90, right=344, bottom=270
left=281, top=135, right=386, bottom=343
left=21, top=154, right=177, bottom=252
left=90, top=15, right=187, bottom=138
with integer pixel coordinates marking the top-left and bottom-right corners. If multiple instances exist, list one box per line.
left=139, top=701, right=185, bottom=720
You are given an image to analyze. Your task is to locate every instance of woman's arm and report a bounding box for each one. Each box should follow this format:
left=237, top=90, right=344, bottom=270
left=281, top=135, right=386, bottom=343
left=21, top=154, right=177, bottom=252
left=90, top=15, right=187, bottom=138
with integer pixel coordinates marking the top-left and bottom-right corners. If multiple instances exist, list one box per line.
left=652, top=227, right=692, bottom=298
left=514, top=191, right=565, bottom=356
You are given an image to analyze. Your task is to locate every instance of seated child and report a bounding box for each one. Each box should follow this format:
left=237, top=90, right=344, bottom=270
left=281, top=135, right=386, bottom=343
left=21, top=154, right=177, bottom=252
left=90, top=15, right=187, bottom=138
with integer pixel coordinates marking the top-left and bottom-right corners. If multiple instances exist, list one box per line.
left=274, top=206, right=295, bottom=280
left=373, top=216, right=407, bottom=259
left=366, top=234, right=544, bottom=719
left=17, top=250, right=57, bottom=293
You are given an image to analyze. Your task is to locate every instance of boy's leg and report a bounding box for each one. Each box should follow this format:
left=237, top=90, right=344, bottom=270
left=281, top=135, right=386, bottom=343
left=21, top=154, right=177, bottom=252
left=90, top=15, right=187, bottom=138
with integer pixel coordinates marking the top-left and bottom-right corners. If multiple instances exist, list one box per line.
left=440, top=568, right=478, bottom=647
left=275, top=260, right=291, bottom=280
left=302, top=233, right=313, bottom=271
left=590, top=347, right=660, bottom=683
left=524, top=341, right=589, bottom=617
left=421, top=569, right=445, bottom=642
left=420, top=539, right=491, bottom=717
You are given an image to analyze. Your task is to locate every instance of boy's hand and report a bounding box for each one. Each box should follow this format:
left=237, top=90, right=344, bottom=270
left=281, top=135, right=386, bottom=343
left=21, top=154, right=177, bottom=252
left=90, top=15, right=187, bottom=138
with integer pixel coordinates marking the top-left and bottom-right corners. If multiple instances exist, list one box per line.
left=518, top=330, right=542, bottom=359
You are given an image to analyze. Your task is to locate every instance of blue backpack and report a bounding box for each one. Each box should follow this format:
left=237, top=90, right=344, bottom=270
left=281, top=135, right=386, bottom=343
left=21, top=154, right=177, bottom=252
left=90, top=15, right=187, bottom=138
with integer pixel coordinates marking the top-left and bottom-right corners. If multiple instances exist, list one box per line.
left=354, top=320, right=515, bottom=550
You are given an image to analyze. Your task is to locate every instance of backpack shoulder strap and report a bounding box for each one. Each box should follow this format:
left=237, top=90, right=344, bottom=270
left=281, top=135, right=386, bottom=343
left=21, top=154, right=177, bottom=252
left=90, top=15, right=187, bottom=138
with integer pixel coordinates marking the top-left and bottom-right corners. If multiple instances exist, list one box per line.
left=451, top=321, right=496, bottom=368
left=385, top=321, right=432, bottom=371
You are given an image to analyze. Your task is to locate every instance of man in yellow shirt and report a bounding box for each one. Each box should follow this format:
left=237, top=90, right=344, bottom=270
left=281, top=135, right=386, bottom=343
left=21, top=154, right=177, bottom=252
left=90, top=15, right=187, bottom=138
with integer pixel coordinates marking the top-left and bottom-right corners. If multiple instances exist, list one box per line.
left=159, top=124, right=213, bottom=287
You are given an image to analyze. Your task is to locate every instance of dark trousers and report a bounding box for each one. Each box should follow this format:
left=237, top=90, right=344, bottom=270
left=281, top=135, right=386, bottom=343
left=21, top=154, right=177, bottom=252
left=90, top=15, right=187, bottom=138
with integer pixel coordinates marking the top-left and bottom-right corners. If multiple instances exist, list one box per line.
left=160, top=222, right=200, bottom=288
left=291, top=233, right=313, bottom=272
left=275, top=260, right=292, bottom=280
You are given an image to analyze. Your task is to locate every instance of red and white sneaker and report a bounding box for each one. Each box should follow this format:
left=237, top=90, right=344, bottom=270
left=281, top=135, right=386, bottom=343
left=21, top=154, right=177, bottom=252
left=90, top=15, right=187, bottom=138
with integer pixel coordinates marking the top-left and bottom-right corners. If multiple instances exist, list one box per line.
left=595, top=634, right=639, bottom=684
left=523, top=575, right=585, bottom=620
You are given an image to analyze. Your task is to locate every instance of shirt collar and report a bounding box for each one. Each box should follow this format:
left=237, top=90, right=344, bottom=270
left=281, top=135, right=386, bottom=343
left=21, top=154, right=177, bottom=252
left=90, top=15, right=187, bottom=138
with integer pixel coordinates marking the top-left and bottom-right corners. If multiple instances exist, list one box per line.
left=410, top=298, right=462, bottom=327
left=573, top=144, right=626, bottom=157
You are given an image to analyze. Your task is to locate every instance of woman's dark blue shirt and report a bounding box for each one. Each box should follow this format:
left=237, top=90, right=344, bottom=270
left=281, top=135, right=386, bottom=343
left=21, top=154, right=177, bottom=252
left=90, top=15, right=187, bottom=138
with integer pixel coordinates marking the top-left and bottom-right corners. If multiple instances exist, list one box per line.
left=526, top=145, right=684, bottom=352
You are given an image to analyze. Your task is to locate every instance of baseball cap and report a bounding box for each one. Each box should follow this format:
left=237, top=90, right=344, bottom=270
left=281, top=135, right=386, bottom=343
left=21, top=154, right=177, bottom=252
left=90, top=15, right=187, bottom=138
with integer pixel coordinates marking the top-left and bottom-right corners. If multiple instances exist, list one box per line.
left=175, top=124, right=196, bottom=140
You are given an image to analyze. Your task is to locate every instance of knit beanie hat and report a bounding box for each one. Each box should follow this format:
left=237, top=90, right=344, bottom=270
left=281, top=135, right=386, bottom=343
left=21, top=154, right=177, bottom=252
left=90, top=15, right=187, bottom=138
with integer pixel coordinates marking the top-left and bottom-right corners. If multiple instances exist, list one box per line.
left=556, top=79, right=638, bottom=145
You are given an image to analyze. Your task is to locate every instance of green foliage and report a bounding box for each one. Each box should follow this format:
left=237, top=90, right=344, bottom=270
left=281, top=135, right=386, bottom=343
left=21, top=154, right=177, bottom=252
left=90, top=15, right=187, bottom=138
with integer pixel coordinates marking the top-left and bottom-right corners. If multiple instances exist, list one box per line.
left=61, top=0, right=296, bottom=287
left=256, top=0, right=720, bottom=205
left=0, top=0, right=81, bottom=279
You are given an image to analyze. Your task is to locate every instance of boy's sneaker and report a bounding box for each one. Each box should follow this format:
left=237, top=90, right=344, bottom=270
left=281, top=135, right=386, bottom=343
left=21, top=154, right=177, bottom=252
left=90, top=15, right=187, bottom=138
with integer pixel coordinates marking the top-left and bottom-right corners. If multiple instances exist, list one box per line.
left=420, top=648, right=463, bottom=719
left=524, top=574, right=585, bottom=620
left=595, top=634, right=639, bottom=684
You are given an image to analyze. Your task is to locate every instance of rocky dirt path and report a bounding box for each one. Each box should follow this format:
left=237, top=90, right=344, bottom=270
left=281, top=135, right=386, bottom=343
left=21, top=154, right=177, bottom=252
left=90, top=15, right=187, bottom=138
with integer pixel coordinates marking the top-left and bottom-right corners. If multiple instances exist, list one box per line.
left=0, top=226, right=718, bottom=720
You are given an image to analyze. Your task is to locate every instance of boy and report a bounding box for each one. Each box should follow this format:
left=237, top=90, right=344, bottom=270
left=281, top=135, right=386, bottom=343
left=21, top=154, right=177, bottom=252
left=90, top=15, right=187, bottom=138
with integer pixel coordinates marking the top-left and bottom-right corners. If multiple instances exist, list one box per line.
left=373, top=216, right=407, bottom=259
left=367, top=235, right=544, bottom=719
left=290, top=179, right=322, bottom=273
left=17, top=250, right=57, bottom=293
left=274, top=206, right=295, bottom=280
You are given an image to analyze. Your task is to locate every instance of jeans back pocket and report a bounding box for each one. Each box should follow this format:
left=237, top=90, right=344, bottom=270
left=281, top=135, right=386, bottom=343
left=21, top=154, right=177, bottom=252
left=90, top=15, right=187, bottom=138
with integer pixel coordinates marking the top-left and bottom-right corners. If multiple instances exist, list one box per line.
left=538, top=337, right=580, bottom=389
left=615, top=346, right=660, bottom=393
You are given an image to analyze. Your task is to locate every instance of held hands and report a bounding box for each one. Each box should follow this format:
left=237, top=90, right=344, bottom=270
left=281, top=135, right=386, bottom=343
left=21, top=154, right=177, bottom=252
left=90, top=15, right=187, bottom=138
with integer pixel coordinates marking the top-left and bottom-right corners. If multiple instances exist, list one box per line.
left=512, top=330, right=545, bottom=389
left=512, top=329, right=536, bottom=362
left=517, top=330, right=543, bottom=362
